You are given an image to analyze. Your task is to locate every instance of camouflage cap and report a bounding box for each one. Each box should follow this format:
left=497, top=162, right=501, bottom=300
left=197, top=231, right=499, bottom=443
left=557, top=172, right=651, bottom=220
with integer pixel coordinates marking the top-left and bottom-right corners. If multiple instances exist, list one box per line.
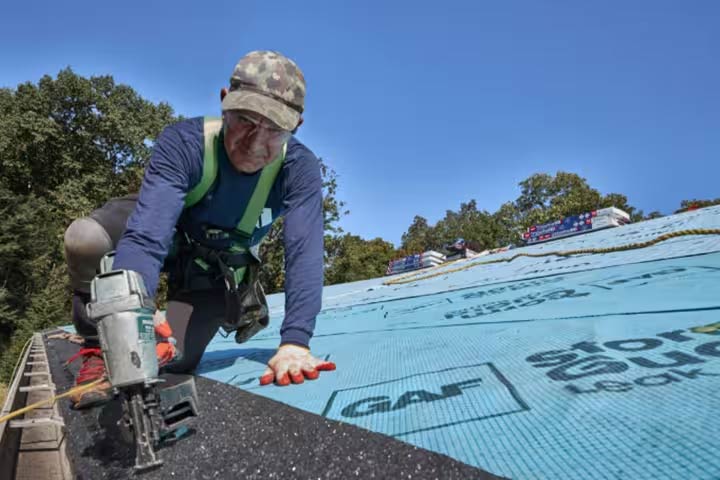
left=222, top=50, right=306, bottom=131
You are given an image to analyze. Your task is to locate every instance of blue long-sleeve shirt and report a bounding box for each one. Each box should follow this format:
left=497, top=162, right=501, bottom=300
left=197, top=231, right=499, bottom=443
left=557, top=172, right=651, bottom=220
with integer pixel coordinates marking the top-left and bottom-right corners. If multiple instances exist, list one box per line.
left=113, top=117, right=324, bottom=347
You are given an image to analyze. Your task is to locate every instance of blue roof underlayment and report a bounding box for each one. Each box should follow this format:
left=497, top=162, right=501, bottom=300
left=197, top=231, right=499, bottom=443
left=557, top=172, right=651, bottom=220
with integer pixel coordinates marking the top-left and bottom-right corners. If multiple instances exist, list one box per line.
left=199, top=206, right=720, bottom=480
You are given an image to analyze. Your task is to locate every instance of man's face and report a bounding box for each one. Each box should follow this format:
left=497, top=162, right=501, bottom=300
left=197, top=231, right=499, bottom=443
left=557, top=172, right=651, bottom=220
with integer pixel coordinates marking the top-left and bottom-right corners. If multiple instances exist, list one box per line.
left=222, top=110, right=291, bottom=174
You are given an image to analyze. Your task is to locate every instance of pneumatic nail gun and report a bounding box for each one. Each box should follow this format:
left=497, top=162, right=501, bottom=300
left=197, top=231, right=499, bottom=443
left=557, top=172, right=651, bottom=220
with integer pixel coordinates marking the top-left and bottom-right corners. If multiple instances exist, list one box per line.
left=87, top=253, right=199, bottom=471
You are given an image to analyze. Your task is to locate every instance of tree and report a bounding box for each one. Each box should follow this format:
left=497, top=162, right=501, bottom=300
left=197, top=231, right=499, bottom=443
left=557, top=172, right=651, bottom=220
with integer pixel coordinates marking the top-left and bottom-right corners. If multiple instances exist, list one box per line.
left=517, top=172, right=600, bottom=227
left=0, top=69, right=178, bottom=381
left=433, top=200, right=500, bottom=252
left=324, top=234, right=395, bottom=285
left=0, top=188, right=61, bottom=344
left=515, top=172, right=643, bottom=227
left=0, top=68, right=175, bottom=225
left=400, top=215, right=433, bottom=254
left=675, top=198, right=720, bottom=213
left=492, top=201, right=523, bottom=247
left=399, top=171, right=645, bottom=252
left=258, top=158, right=348, bottom=294
left=598, top=193, right=644, bottom=222
left=399, top=201, right=508, bottom=256
left=320, top=160, right=349, bottom=234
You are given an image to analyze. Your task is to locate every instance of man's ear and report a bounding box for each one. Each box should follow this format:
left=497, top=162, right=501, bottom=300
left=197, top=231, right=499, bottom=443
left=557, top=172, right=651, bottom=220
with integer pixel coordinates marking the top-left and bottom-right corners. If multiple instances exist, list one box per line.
left=220, top=87, right=228, bottom=102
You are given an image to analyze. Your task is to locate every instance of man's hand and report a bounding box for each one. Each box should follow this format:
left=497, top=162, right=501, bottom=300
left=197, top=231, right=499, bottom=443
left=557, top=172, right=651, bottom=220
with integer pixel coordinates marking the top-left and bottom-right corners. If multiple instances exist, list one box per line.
left=260, top=344, right=336, bottom=386
left=153, top=310, right=178, bottom=367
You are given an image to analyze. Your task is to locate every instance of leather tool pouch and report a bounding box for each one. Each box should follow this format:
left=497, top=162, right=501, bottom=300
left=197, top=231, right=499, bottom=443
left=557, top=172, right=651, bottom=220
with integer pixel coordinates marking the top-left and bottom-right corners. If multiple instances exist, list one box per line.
left=223, top=262, right=270, bottom=344
left=165, top=234, right=270, bottom=344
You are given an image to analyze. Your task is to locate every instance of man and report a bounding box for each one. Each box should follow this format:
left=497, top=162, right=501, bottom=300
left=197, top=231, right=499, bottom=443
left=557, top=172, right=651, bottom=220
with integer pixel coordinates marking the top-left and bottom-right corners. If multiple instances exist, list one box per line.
left=63, top=51, right=335, bottom=409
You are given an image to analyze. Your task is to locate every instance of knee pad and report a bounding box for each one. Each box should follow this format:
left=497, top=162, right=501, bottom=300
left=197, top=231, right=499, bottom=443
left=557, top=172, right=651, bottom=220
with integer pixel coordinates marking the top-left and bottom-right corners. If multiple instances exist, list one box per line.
left=64, top=217, right=113, bottom=293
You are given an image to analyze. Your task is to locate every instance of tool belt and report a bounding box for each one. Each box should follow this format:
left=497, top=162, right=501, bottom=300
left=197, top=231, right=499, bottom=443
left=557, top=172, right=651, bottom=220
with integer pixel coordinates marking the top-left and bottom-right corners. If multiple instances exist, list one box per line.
left=166, top=234, right=269, bottom=344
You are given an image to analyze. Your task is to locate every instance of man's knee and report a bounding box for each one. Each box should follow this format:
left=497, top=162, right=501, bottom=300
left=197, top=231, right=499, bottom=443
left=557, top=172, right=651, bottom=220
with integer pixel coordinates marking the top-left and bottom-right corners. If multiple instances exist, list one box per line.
left=64, top=217, right=114, bottom=293
left=162, top=354, right=202, bottom=374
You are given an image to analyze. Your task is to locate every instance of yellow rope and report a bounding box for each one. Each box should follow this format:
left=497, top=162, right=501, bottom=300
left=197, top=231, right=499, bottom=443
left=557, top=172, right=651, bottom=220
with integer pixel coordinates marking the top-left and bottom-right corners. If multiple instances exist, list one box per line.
left=0, top=378, right=107, bottom=424
left=691, top=322, right=720, bottom=334
left=384, top=228, right=720, bottom=286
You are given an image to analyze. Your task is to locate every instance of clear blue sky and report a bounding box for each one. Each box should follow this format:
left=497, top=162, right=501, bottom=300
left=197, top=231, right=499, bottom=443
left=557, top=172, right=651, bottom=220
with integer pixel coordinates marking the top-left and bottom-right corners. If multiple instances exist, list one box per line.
left=2, top=1, right=718, bottom=245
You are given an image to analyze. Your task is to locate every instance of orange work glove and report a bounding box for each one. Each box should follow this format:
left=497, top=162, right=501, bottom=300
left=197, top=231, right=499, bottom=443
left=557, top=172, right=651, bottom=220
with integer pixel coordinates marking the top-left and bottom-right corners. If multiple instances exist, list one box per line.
left=153, top=310, right=178, bottom=367
left=259, top=344, right=336, bottom=386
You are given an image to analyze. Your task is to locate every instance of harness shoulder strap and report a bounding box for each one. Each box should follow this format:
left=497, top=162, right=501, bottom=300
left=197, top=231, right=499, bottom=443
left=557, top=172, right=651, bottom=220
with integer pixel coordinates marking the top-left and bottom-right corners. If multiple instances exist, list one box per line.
left=183, top=116, right=286, bottom=241
left=235, top=143, right=286, bottom=237
left=184, top=116, right=222, bottom=208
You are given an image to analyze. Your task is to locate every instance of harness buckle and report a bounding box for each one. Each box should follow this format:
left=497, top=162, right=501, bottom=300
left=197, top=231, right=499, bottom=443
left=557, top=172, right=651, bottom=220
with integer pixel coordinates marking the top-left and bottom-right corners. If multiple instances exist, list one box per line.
left=205, top=228, right=230, bottom=241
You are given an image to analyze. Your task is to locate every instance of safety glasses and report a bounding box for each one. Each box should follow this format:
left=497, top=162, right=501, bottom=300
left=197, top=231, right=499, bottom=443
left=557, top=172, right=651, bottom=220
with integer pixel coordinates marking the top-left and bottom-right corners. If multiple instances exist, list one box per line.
left=226, top=111, right=292, bottom=145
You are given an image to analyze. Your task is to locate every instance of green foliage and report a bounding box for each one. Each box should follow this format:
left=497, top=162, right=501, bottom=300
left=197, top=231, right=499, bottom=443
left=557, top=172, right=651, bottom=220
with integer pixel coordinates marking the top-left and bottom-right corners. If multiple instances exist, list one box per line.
left=433, top=200, right=501, bottom=252
left=400, top=171, right=648, bottom=255
left=258, top=220, right=286, bottom=294
left=599, top=193, right=644, bottom=222
left=0, top=188, right=62, bottom=342
left=401, top=201, right=503, bottom=254
left=492, top=201, right=523, bottom=247
left=0, top=330, right=34, bottom=384
left=0, top=69, right=177, bottom=382
left=324, top=234, right=395, bottom=284
left=0, top=288, right=18, bottom=346
left=515, top=172, right=641, bottom=227
left=400, top=216, right=433, bottom=254
left=320, top=160, right=349, bottom=234
left=0, top=69, right=174, bottom=221
left=258, top=158, right=349, bottom=294
left=497, top=172, right=647, bottom=242
left=0, top=264, right=73, bottom=382
left=675, top=198, right=720, bottom=213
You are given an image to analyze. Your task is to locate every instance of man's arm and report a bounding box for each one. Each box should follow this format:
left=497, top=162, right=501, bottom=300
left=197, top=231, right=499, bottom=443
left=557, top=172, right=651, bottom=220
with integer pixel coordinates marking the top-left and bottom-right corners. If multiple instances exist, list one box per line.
left=112, top=121, right=202, bottom=297
left=259, top=141, right=336, bottom=386
left=279, top=142, right=324, bottom=347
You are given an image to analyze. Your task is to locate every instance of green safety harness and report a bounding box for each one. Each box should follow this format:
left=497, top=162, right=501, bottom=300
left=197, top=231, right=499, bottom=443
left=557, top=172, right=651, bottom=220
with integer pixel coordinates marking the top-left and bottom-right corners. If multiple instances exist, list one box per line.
left=181, top=117, right=285, bottom=289
left=172, top=116, right=286, bottom=341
